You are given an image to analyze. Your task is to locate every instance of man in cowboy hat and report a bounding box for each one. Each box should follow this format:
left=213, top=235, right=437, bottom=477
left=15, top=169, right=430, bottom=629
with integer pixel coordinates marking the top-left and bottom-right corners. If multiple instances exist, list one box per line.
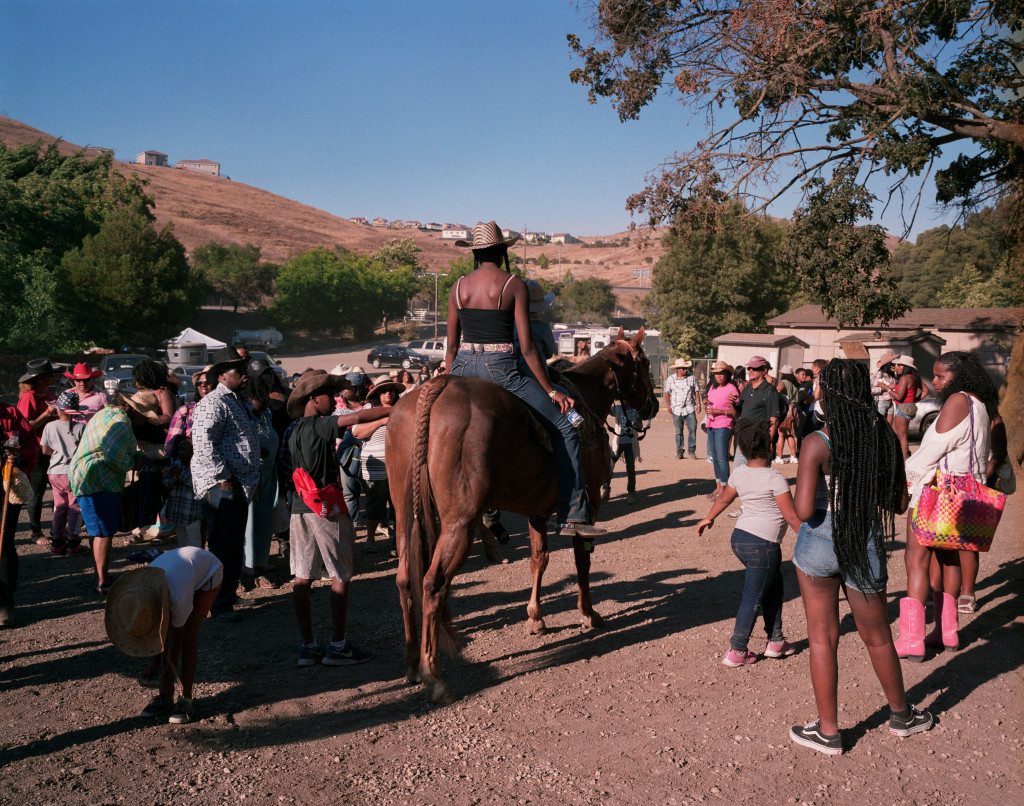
left=106, top=546, right=224, bottom=724
left=664, top=357, right=702, bottom=459
left=286, top=370, right=392, bottom=667
left=18, top=358, right=59, bottom=540
left=64, top=362, right=109, bottom=422
left=190, top=348, right=259, bottom=621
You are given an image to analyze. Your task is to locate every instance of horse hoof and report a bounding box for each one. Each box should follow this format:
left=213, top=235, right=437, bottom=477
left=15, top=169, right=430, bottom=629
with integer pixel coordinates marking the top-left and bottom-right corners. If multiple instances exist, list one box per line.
left=406, top=669, right=421, bottom=685
left=527, top=618, right=547, bottom=636
left=427, top=682, right=457, bottom=705
left=581, top=612, right=605, bottom=631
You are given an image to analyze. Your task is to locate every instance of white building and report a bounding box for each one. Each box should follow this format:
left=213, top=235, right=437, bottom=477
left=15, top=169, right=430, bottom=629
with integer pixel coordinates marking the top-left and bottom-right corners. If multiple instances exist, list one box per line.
left=135, top=150, right=168, bottom=167
left=176, top=158, right=220, bottom=177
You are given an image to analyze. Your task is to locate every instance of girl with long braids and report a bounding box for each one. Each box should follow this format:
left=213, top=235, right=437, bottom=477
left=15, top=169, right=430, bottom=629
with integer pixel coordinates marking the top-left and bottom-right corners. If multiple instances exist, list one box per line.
left=789, top=359, right=932, bottom=755
left=898, top=351, right=997, bottom=659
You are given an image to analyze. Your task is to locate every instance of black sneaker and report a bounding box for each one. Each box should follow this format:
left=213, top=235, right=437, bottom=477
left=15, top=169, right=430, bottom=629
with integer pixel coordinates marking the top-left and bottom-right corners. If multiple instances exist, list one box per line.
left=790, top=720, right=843, bottom=755
left=168, top=698, right=195, bottom=724
left=889, top=705, right=934, bottom=737
left=141, top=695, right=173, bottom=719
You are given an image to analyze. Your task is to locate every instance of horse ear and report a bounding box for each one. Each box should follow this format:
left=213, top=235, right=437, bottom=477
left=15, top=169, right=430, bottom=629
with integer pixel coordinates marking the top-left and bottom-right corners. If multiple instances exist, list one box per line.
left=615, top=326, right=625, bottom=341
left=633, top=325, right=646, bottom=345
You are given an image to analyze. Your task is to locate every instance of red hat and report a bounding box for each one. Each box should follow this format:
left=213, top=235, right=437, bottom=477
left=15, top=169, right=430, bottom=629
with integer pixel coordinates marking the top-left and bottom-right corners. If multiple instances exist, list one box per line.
left=65, top=362, right=102, bottom=380
left=745, top=356, right=771, bottom=370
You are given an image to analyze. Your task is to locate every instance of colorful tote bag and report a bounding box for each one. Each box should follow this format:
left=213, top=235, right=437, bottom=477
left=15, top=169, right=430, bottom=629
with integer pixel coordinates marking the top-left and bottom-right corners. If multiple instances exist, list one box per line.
left=911, top=393, right=1006, bottom=552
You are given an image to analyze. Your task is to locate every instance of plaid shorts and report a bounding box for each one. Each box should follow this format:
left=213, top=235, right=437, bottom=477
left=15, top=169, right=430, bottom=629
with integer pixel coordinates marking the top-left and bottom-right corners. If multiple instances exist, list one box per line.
left=289, top=512, right=355, bottom=582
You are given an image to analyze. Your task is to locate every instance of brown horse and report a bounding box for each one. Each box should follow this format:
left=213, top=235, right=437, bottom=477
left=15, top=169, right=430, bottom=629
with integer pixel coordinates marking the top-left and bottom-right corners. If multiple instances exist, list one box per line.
left=385, top=327, right=659, bottom=703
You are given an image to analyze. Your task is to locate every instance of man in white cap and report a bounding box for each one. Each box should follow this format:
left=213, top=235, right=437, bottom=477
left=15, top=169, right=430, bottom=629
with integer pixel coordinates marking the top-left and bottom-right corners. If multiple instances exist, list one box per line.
left=663, top=357, right=702, bottom=459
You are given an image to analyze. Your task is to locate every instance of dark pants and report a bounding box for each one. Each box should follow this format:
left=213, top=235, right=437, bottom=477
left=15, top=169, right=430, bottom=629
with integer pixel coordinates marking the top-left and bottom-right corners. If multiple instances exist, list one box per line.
left=202, top=485, right=249, bottom=614
left=730, top=528, right=784, bottom=652
left=28, top=454, right=50, bottom=531
left=603, top=443, right=636, bottom=493
left=0, top=503, right=21, bottom=608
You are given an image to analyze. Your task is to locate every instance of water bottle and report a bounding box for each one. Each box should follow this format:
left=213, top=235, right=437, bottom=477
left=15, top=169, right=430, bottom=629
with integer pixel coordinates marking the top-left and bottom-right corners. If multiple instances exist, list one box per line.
left=566, top=408, right=584, bottom=429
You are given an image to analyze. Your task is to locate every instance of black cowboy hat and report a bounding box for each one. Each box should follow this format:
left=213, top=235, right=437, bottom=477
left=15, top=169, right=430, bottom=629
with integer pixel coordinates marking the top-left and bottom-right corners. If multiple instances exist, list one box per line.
left=18, top=357, right=58, bottom=384
left=206, top=347, right=248, bottom=386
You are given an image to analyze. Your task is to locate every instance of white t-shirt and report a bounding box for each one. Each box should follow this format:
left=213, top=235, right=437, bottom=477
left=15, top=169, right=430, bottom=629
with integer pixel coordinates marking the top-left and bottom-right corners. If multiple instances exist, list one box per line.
left=727, top=464, right=791, bottom=543
left=150, top=547, right=224, bottom=628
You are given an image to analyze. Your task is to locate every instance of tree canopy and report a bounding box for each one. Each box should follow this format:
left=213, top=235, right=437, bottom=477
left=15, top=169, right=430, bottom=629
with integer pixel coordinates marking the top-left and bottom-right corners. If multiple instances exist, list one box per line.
left=569, top=1, right=1024, bottom=231
left=649, top=202, right=791, bottom=356
left=549, top=276, right=618, bottom=323
left=192, top=242, right=277, bottom=312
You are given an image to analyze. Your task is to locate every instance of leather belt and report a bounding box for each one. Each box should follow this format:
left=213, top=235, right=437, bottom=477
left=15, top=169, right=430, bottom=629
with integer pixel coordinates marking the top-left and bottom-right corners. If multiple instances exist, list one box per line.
left=460, top=342, right=514, bottom=353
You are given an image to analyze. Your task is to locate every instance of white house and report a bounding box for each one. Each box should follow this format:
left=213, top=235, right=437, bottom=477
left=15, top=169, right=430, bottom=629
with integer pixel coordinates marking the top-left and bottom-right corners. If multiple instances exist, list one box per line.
left=550, top=233, right=580, bottom=244
left=135, top=150, right=168, bottom=167
left=442, top=225, right=471, bottom=240
left=176, top=158, right=220, bottom=177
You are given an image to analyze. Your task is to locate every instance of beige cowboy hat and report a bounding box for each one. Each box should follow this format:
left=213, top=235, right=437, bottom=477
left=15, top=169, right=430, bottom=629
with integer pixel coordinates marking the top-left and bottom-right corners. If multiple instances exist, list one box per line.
left=191, top=364, right=214, bottom=385
left=893, top=355, right=917, bottom=370
left=366, top=381, right=405, bottom=404
left=287, top=369, right=351, bottom=418
left=710, top=360, right=732, bottom=374
left=454, top=221, right=519, bottom=250
left=121, top=390, right=164, bottom=426
left=104, top=566, right=169, bottom=657
left=876, top=352, right=900, bottom=368
left=670, top=357, right=693, bottom=370
left=526, top=279, right=555, bottom=312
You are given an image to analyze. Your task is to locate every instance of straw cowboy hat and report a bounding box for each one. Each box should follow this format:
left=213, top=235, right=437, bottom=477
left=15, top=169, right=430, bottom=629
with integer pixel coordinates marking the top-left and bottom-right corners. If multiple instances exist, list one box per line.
left=710, top=360, right=732, bottom=374
left=454, top=221, right=519, bottom=250
left=876, top=352, right=900, bottom=368
left=287, top=369, right=351, bottom=418
left=893, top=355, right=917, bottom=370
left=366, top=381, right=405, bottom=404
left=191, top=364, right=214, bottom=385
left=64, top=362, right=102, bottom=381
left=104, top=566, right=169, bottom=657
left=18, top=358, right=58, bottom=384
left=670, top=357, right=693, bottom=370
left=526, top=279, right=555, bottom=313
left=121, top=390, right=164, bottom=426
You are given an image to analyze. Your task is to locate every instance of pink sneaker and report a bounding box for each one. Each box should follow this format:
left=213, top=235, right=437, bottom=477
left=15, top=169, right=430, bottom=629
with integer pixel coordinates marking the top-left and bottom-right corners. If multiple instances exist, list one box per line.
left=764, top=640, right=796, bottom=658
left=721, top=649, right=757, bottom=667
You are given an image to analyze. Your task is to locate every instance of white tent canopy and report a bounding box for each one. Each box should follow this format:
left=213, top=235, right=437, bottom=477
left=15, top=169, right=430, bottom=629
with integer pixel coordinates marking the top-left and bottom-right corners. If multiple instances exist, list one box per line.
left=168, top=327, right=227, bottom=351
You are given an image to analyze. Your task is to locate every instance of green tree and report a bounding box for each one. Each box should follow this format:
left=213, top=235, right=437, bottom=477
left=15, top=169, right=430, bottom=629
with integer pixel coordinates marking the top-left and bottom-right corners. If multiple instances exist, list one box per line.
left=938, top=263, right=1024, bottom=307
left=550, top=277, right=617, bottom=323
left=782, top=171, right=909, bottom=328
left=0, top=140, right=154, bottom=350
left=192, top=242, right=276, bottom=312
left=60, top=200, right=204, bottom=346
left=536, top=253, right=550, bottom=271
left=271, top=247, right=354, bottom=336
left=650, top=202, right=791, bottom=356
left=569, top=1, right=1024, bottom=230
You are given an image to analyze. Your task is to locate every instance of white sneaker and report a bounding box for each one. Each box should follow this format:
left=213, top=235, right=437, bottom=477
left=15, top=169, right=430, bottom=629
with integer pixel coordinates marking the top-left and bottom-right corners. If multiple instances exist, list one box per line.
left=772, top=458, right=784, bottom=464
left=788, top=457, right=799, bottom=464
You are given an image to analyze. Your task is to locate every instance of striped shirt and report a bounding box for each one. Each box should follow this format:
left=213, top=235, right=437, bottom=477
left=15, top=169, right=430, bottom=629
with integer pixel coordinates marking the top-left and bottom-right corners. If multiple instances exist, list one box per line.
left=69, top=406, right=139, bottom=496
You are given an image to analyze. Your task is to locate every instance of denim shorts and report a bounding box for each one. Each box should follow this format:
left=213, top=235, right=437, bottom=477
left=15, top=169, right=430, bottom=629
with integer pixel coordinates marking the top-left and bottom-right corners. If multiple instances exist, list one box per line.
left=77, top=491, right=121, bottom=538
left=893, top=403, right=917, bottom=421
left=793, top=510, right=887, bottom=593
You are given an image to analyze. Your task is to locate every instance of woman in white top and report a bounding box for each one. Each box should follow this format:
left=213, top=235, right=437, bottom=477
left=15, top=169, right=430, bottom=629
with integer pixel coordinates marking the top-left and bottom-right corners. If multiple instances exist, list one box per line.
left=898, top=351, right=998, bottom=660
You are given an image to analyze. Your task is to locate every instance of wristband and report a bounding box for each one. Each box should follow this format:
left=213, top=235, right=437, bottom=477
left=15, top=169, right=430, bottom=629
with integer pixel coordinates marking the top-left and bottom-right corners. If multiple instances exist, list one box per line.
left=548, top=390, right=557, bottom=399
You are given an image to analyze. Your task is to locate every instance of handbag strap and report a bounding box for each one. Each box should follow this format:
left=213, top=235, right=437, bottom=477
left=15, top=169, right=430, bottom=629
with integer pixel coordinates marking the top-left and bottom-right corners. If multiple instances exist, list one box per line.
left=962, top=391, right=983, bottom=478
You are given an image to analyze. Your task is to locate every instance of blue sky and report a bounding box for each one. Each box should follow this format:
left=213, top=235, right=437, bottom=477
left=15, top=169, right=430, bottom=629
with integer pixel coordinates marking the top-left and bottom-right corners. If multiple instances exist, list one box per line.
left=1, top=0, right=958, bottom=240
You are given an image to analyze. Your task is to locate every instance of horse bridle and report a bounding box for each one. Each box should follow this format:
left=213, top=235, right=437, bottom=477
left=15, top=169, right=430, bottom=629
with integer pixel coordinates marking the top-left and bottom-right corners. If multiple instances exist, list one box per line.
left=596, top=340, right=656, bottom=440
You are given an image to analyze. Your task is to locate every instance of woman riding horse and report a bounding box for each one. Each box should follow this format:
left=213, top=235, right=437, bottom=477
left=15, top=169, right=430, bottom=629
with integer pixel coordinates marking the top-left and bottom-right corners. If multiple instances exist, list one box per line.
left=442, top=221, right=603, bottom=541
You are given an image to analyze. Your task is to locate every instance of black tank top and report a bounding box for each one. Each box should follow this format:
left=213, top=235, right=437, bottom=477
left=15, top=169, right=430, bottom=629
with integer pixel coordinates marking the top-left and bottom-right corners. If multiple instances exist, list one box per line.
left=456, top=275, right=515, bottom=343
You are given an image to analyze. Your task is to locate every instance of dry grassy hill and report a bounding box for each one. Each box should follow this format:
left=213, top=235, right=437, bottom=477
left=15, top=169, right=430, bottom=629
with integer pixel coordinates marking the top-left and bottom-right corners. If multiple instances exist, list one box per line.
left=0, top=117, right=663, bottom=309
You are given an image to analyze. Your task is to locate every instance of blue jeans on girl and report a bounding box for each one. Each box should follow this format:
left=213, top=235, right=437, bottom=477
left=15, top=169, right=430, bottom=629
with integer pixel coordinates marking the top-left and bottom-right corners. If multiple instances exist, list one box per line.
left=730, top=528, right=785, bottom=652
left=707, top=426, right=731, bottom=485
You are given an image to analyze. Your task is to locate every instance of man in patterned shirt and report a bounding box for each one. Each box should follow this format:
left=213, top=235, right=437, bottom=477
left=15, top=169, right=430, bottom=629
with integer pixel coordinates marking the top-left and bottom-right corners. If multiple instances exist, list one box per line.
left=663, top=357, right=702, bottom=459
left=190, top=349, right=259, bottom=621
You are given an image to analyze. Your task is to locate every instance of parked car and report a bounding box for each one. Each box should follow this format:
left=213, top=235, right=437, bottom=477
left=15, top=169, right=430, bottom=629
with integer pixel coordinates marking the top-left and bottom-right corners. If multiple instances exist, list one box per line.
left=406, top=338, right=446, bottom=368
left=906, top=397, right=941, bottom=441
left=366, top=345, right=431, bottom=370
left=99, top=354, right=148, bottom=397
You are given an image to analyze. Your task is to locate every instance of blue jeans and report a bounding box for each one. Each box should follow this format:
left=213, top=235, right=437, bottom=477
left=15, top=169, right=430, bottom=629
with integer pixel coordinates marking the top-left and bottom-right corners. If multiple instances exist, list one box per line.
left=730, top=528, right=784, bottom=652
left=449, top=348, right=587, bottom=523
left=672, top=412, right=697, bottom=455
left=707, top=427, right=732, bottom=485
left=202, top=484, right=250, bottom=614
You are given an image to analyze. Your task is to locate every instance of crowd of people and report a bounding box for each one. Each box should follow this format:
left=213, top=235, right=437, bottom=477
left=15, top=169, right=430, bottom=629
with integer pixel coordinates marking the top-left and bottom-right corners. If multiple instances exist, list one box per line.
left=0, top=243, right=1012, bottom=751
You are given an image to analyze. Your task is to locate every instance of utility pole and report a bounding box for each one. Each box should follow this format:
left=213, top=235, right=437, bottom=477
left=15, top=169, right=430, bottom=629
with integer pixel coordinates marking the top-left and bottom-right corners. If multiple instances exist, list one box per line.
left=433, top=267, right=439, bottom=338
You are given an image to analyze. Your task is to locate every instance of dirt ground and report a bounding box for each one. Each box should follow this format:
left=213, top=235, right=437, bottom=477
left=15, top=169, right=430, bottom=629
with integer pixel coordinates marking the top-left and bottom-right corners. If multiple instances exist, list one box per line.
left=1, top=414, right=1021, bottom=806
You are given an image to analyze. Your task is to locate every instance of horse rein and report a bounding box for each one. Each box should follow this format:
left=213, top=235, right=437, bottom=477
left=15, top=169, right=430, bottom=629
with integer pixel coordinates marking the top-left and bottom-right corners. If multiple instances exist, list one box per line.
left=595, top=340, right=655, bottom=441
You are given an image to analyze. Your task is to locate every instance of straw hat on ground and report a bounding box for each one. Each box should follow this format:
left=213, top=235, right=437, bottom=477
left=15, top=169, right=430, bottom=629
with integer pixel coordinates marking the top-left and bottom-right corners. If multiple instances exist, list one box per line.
left=287, top=369, right=350, bottom=418
left=104, top=567, right=169, bottom=657
left=454, top=221, right=519, bottom=250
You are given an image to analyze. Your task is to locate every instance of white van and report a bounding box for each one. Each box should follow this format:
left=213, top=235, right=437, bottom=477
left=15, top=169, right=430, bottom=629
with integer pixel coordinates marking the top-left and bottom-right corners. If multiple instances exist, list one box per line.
left=406, top=338, right=447, bottom=368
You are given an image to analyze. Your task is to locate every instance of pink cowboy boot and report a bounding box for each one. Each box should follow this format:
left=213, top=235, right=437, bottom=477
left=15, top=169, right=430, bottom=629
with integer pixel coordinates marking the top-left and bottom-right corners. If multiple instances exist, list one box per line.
left=893, top=597, right=926, bottom=662
left=924, top=592, right=959, bottom=652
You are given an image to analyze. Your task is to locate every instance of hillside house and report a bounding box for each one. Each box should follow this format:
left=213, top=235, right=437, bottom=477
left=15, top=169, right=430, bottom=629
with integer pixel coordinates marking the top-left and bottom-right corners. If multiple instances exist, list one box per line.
left=372, top=218, right=389, bottom=228
left=442, top=226, right=471, bottom=240
left=423, top=222, right=443, bottom=231
left=390, top=220, right=405, bottom=229
left=404, top=221, right=422, bottom=229
left=135, top=150, right=168, bottom=167
left=176, top=158, right=220, bottom=177
left=348, top=217, right=368, bottom=225
left=502, top=228, right=522, bottom=241
left=550, top=233, right=580, bottom=244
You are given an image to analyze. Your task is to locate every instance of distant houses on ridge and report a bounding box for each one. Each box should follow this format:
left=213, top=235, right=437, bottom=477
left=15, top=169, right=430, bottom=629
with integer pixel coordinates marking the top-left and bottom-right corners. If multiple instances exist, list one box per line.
left=134, top=150, right=220, bottom=177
